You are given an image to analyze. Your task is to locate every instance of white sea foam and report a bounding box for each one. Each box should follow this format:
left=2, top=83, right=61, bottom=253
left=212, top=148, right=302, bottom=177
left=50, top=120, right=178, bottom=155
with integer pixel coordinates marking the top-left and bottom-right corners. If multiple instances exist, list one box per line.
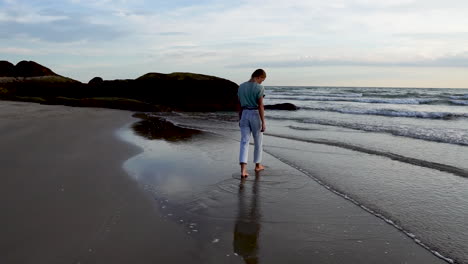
left=267, top=95, right=438, bottom=104
left=449, top=94, right=468, bottom=99
left=450, top=100, right=468, bottom=105
left=271, top=116, right=468, bottom=146
left=300, top=106, right=466, bottom=119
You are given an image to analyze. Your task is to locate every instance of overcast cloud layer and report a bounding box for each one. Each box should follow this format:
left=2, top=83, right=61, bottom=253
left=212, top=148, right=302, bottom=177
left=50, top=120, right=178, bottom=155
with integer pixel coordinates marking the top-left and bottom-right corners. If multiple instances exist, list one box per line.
left=1, top=0, right=468, bottom=87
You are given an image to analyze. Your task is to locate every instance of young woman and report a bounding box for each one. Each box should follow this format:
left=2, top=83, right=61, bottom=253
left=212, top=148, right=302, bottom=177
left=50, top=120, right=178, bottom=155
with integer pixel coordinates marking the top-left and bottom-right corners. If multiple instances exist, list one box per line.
left=237, top=69, right=267, bottom=178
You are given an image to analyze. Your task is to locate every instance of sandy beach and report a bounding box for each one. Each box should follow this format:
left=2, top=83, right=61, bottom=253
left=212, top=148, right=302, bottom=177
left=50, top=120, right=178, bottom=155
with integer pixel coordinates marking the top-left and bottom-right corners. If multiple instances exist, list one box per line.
left=0, top=101, right=197, bottom=263
left=1, top=100, right=449, bottom=263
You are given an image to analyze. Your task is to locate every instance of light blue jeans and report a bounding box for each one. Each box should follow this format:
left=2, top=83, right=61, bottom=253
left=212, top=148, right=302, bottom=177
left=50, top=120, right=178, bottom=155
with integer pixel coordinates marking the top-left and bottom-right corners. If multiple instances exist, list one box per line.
left=239, top=109, right=263, bottom=164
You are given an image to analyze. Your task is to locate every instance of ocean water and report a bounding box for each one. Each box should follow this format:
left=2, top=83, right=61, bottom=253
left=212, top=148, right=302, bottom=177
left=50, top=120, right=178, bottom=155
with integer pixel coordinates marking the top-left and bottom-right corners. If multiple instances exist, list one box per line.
left=262, top=86, right=468, bottom=263
left=266, top=86, right=468, bottom=146
left=158, top=86, right=468, bottom=263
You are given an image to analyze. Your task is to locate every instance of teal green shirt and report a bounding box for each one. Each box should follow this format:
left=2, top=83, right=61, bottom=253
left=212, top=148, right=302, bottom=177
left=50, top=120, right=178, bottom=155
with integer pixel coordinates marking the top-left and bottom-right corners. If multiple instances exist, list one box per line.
left=238, top=82, right=265, bottom=108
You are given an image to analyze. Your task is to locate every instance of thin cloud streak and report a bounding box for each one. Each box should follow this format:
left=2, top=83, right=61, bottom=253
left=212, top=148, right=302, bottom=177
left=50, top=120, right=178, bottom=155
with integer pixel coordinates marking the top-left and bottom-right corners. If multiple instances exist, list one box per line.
left=229, top=53, right=468, bottom=68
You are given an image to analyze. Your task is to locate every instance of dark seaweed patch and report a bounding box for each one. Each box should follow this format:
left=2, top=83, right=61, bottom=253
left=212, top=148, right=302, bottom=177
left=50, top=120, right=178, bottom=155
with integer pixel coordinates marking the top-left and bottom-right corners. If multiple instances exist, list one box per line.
left=132, top=114, right=202, bottom=142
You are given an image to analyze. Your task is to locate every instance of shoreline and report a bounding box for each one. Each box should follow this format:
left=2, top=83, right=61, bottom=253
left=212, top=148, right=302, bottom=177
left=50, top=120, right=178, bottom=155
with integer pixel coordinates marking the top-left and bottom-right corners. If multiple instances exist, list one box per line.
left=265, top=150, right=454, bottom=264
left=163, top=111, right=465, bottom=263
left=0, top=100, right=454, bottom=263
left=119, top=112, right=450, bottom=264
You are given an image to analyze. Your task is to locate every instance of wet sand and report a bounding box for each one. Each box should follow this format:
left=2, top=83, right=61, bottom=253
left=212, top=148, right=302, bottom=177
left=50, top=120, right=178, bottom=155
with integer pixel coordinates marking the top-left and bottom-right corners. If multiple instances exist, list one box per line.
left=0, top=101, right=448, bottom=263
left=120, top=114, right=449, bottom=263
left=0, top=101, right=198, bottom=264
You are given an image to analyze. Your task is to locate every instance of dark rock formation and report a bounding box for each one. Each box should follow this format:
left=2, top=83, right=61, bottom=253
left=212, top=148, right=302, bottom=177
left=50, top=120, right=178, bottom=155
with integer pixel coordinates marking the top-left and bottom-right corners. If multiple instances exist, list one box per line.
left=0, top=60, right=240, bottom=112
left=0, top=61, right=15, bottom=77
left=132, top=72, right=239, bottom=111
left=88, top=77, right=104, bottom=85
left=0, top=60, right=60, bottom=78
left=131, top=113, right=203, bottom=142
left=13, top=61, right=58, bottom=77
left=265, top=103, right=299, bottom=110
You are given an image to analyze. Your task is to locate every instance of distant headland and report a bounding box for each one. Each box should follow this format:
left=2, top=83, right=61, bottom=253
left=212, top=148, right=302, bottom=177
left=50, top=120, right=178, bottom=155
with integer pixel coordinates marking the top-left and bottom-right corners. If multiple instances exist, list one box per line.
left=0, top=60, right=239, bottom=112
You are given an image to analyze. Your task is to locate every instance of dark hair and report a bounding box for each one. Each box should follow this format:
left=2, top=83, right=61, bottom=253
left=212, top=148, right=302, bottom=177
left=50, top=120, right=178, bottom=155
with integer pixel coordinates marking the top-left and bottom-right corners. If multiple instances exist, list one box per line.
left=251, top=69, right=266, bottom=78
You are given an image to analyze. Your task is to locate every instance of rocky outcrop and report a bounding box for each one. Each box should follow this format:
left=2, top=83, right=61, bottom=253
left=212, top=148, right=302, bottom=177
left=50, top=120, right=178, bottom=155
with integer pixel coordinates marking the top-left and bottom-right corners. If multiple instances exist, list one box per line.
left=132, top=72, right=239, bottom=111
left=0, top=61, right=15, bottom=77
left=0, top=60, right=58, bottom=77
left=0, top=60, right=240, bottom=112
left=15, top=61, right=58, bottom=77
left=88, top=77, right=104, bottom=85
left=265, top=103, right=299, bottom=110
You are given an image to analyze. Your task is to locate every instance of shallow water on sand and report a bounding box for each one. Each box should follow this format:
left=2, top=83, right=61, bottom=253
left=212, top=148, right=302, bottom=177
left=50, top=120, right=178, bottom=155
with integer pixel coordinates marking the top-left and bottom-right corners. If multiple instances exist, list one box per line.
left=139, top=111, right=468, bottom=264
left=117, top=115, right=450, bottom=264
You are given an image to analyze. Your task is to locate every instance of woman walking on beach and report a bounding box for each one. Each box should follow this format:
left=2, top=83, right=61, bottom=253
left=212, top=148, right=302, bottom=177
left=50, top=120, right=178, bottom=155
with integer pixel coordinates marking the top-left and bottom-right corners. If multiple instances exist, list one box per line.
left=238, top=69, right=267, bottom=178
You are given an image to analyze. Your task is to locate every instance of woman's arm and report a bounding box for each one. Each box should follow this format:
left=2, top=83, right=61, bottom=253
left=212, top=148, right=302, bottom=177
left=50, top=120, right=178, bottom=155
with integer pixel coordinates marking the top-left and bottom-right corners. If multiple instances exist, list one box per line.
left=258, top=96, right=266, bottom=132
left=237, top=98, right=243, bottom=124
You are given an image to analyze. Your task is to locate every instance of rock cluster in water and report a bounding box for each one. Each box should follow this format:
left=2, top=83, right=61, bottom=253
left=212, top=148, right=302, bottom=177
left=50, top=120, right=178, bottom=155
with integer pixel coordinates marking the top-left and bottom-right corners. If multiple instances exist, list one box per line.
left=265, top=103, right=299, bottom=110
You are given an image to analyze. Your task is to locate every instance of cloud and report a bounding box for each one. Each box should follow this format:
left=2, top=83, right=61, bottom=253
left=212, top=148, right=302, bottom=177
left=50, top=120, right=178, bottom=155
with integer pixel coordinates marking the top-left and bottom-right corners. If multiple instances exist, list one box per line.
left=228, top=53, right=468, bottom=68
left=0, top=1, right=127, bottom=43
left=395, top=32, right=468, bottom=40
left=0, top=19, right=124, bottom=43
left=105, top=0, right=468, bottom=75
left=0, top=12, right=67, bottom=24
left=158, top=32, right=189, bottom=36
left=0, top=1, right=70, bottom=24
left=0, top=47, right=35, bottom=55
left=2, top=0, right=468, bottom=87
left=425, top=54, right=468, bottom=67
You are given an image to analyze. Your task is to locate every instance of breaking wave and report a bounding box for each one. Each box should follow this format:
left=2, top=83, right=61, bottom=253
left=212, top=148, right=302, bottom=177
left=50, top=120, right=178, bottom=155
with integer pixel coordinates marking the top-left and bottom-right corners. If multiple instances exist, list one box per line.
left=266, top=116, right=468, bottom=146
left=299, top=106, right=468, bottom=119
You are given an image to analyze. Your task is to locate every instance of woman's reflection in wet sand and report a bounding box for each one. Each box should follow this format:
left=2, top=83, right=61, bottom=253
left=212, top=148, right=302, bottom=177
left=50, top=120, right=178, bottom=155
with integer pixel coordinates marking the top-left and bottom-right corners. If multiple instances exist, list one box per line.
left=233, top=172, right=261, bottom=264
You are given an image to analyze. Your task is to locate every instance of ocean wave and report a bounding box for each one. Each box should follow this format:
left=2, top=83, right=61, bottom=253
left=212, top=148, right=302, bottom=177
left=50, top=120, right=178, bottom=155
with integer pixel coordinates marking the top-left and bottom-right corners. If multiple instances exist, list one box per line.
left=267, top=116, right=468, bottom=146
left=267, top=96, right=439, bottom=105
left=449, top=94, right=468, bottom=100
left=360, top=91, right=433, bottom=98
left=267, top=92, right=363, bottom=98
left=263, top=149, right=457, bottom=264
left=450, top=100, right=468, bottom=105
left=267, top=132, right=468, bottom=178
left=306, top=93, right=362, bottom=98
left=299, top=106, right=467, bottom=119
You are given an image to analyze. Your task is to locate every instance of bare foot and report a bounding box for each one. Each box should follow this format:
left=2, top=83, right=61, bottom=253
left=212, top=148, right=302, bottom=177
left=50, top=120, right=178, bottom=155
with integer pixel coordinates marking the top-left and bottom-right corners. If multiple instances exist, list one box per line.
left=254, top=164, right=265, bottom=172
left=240, top=163, right=249, bottom=178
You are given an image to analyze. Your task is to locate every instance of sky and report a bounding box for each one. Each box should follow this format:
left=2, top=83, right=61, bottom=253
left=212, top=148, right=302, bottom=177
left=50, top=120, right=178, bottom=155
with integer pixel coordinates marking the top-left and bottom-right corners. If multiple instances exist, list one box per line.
left=1, top=0, right=468, bottom=88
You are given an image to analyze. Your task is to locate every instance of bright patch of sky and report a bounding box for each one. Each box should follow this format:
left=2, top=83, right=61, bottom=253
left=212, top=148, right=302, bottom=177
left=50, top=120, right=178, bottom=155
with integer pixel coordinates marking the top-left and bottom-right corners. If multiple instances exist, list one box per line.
left=1, top=0, right=468, bottom=88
